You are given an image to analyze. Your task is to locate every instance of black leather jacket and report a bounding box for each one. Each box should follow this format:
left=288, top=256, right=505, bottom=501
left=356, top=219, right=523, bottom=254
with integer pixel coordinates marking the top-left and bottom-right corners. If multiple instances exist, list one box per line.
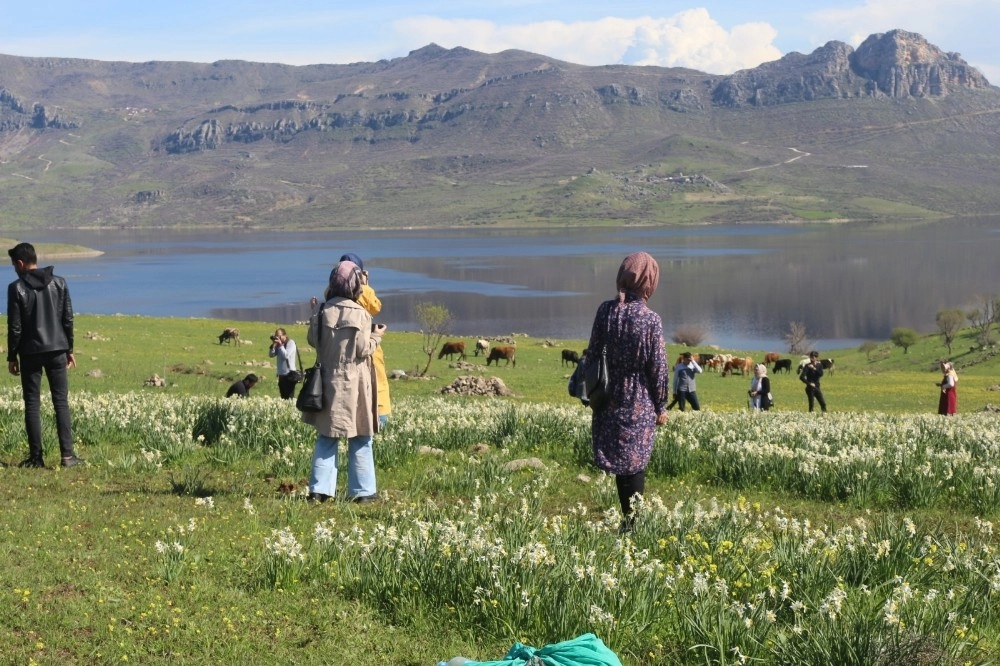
left=7, top=267, right=74, bottom=361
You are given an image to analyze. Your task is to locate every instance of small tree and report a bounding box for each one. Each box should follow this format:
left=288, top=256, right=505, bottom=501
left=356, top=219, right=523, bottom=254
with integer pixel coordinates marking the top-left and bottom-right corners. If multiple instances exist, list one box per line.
left=414, top=302, right=452, bottom=376
left=966, top=294, right=999, bottom=348
left=935, top=309, right=964, bottom=355
left=784, top=321, right=810, bottom=355
left=890, top=327, right=920, bottom=354
left=858, top=340, right=879, bottom=361
left=671, top=324, right=708, bottom=347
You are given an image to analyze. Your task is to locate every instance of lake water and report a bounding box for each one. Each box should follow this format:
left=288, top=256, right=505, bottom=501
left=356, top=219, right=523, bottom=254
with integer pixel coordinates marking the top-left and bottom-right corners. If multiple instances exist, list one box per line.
left=26, top=218, right=1000, bottom=351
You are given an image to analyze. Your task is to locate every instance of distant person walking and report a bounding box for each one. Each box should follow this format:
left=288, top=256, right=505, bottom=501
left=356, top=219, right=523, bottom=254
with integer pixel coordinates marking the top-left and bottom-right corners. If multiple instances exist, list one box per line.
left=6, top=242, right=84, bottom=468
left=672, top=351, right=702, bottom=411
left=268, top=328, right=298, bottom=399
left=937, top=361, right=958, bottom=415
left=226, top=373, right=258, bottom=398
left=799, top=350, right=827, bottom=412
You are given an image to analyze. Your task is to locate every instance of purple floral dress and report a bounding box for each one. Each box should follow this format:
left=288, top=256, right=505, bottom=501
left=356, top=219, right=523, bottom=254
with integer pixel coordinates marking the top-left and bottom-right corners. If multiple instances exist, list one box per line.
left=588, top=295, right=669, bottom=475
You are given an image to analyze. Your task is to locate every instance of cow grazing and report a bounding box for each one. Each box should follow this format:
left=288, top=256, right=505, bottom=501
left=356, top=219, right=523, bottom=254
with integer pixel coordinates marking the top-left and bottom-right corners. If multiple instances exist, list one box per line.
left=773, top=358, right=792, bottom=374
left=218, top=328, right=240, bottom=345
left=722, top=356, right=754, bottom=377
left=487, top=346, right=516, bottom=367
left=561, top=349, right=580, bottom=366
left=474, top=339, right=490, bottom=357
left=763, top=352, right=781, bottom=365
left=438, top=341, right=467, bottom=361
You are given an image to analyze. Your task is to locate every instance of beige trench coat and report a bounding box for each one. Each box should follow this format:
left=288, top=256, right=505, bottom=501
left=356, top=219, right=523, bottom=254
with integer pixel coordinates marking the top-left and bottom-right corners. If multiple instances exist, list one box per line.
left=300, top=297, right=381, bottom=438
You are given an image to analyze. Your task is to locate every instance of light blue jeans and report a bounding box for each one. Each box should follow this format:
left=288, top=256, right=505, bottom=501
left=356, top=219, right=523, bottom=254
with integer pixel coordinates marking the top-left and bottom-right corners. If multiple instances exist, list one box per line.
left=309, top=433, right=376, bottom=499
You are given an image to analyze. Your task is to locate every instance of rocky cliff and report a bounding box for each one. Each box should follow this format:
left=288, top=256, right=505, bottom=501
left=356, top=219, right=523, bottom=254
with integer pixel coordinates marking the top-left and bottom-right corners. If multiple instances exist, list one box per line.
left=713, top=29, right=990, bottom=107
left=851, top=29, right=990, bottom=98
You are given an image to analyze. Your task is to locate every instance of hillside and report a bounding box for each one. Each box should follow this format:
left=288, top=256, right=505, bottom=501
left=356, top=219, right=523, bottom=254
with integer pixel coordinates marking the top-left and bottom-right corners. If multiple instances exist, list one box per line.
left=1, top=30, right=999, bottom=230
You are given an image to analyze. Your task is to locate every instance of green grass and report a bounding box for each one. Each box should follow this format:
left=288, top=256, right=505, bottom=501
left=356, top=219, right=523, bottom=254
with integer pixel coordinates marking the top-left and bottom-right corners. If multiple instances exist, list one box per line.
left=30, top=313, right=998, bottom=415
left=1, top=314, right=1000, bottom=664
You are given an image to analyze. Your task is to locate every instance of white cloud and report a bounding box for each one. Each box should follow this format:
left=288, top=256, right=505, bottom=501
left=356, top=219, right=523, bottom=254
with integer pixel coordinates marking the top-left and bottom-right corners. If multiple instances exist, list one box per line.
left=393, top=9, right=782, bottom=74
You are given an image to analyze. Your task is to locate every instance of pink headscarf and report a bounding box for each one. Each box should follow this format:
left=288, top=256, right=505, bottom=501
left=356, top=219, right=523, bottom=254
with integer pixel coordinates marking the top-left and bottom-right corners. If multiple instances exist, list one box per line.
left=616, top=251, right=660, bottom=302
left=324, top=260, right=363, bottom=301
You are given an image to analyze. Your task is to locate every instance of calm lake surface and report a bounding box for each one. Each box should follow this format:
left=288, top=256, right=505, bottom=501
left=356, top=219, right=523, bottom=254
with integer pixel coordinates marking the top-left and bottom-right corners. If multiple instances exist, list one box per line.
left=28, top=218, right=1000, bottom=351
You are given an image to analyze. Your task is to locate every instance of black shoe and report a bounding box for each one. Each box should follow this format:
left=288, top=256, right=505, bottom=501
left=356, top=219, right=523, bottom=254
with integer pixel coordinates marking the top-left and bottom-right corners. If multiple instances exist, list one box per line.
left=307, top=492, right=331, bottom=503
left=618, top=517, right=635, bottom=535
left=351, top=494, right=379, bottom=504
left=18, top=458, right=45, bottom=468
left=60, top=456, right=85, bottom=468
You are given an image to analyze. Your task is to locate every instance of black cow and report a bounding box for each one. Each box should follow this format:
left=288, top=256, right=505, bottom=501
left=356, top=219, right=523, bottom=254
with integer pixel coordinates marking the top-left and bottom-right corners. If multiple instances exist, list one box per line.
left=820, top=358, right=835, bottom=374
left=773, top=358, right=792, bottom=374
left=218, top=327, right=240, bottom=345
left=561, top=349, right=580, bottom=366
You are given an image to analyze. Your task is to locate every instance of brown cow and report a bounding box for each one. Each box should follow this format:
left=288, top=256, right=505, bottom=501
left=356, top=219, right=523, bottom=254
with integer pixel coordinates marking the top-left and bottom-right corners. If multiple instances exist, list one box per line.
left=218, top=327, right=240, bottom=345
left=722, top=356, right=754, bottom=377
left=487, top=345, right=516, bottom=367
left=438, top=341, right=467, bottom=361
left=763, top=352, right=781, bottom=365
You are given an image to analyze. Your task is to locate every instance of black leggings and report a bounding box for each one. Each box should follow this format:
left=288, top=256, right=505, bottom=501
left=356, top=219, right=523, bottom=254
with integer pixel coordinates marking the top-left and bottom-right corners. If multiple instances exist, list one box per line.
left=615, top=470, right=646, bottom=517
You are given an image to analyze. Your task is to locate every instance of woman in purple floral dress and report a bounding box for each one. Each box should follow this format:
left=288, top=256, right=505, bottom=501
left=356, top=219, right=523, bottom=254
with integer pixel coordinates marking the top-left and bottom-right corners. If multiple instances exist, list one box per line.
left=587, top=252, right=670, bottom=531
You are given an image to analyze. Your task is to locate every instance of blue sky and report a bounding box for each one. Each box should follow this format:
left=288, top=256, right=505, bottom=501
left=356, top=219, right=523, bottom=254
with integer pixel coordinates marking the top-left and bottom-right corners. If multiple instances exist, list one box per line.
left=3, top=1, right=998, bottom=82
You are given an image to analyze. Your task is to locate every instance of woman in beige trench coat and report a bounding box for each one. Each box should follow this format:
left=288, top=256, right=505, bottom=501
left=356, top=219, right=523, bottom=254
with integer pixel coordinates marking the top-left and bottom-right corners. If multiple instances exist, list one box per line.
left=303, top=260, right=385, bottom=503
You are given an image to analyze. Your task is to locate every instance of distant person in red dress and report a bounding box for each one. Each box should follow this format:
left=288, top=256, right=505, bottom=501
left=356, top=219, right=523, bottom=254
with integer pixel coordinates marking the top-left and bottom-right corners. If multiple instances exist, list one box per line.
left=936, top=361, right=958, bottom=415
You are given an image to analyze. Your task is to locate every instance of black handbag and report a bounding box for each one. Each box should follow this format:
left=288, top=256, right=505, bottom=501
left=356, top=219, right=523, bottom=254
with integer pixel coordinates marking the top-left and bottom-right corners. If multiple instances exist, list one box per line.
left=584, top=344, right=610, bottom=410
left=568, top=344, right=610, bottom=410
left=296, top=306, right=327, bottom=412
left=295, top=364, right=324, bottom=412
left=289, top=350, right=306, bottom=384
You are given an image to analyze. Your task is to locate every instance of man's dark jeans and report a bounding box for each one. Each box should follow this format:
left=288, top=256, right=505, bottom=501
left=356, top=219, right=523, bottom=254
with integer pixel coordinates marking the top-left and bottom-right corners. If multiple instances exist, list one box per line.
left=19, top=351, right=75, bottom=460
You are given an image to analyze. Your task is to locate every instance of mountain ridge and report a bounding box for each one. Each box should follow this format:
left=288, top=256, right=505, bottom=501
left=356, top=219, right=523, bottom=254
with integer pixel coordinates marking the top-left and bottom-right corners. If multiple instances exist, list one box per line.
left=1, top=29, right=998, bottom=230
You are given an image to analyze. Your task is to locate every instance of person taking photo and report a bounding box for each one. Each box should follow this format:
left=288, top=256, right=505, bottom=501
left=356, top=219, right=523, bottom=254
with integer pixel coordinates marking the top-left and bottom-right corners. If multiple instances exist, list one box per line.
left=268, top=327, right=298, bottom=399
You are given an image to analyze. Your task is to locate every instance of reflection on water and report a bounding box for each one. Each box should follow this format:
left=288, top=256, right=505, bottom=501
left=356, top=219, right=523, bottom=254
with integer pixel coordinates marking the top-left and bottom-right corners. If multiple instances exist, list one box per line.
left=31, top=219, right=1000, bottom=351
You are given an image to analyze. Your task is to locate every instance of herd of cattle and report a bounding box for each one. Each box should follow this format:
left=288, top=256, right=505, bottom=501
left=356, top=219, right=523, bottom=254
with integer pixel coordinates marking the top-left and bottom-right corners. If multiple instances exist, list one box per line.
left=436, top=340, right=834, bottom=377
left=216, top=327, right=833, bottom=378
left=438, top=339, right=517, bottom=367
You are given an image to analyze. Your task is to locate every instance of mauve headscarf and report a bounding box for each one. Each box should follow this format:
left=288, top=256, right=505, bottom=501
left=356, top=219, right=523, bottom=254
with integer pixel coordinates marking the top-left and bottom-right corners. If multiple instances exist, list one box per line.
left=324, top=260, right=363, bottom=301
left=616, top=251, right=660, bottom=302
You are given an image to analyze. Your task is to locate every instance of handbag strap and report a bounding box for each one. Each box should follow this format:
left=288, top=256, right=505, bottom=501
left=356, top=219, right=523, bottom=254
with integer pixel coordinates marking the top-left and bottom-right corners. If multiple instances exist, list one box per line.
left=309, top=302, right=327, bottom=364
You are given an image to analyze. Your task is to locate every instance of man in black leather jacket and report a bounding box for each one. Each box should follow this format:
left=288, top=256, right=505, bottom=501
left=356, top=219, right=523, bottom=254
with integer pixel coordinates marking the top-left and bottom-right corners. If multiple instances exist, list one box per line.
left=7, top=242, right=83, bottom=468
left=798, top=350, right=828, bottom=413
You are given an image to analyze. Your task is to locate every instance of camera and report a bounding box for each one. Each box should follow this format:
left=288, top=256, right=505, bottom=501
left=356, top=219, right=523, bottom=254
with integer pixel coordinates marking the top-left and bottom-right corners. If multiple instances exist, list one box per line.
left=270, top=335, right=279, bottom=342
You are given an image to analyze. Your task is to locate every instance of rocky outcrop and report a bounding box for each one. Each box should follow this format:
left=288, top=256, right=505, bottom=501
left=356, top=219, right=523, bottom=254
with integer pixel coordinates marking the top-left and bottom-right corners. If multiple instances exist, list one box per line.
left=31, top=103, right=79, bottom=129
left=714, top=41, right=865, bottom=107
left=0, top=88, right=25, bottom=113
left=714, top=30, right=990, bottom=107
left=851, top=29, right=990, bottom=97
left=1, top=89, right=80, bottom=130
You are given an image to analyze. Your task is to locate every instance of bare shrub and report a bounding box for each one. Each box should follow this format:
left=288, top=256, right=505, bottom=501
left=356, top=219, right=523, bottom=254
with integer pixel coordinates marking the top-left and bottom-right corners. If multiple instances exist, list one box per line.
left=785, top=321, right=811, bottom=354
left=671, top=324, right=708, bottom=347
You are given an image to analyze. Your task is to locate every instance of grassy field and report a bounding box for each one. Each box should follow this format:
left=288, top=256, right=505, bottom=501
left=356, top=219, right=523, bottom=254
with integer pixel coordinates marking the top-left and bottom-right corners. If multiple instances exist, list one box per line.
left=1, top=314, right=999, bottom=665
left=14, top=313, right=998, bottom=414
